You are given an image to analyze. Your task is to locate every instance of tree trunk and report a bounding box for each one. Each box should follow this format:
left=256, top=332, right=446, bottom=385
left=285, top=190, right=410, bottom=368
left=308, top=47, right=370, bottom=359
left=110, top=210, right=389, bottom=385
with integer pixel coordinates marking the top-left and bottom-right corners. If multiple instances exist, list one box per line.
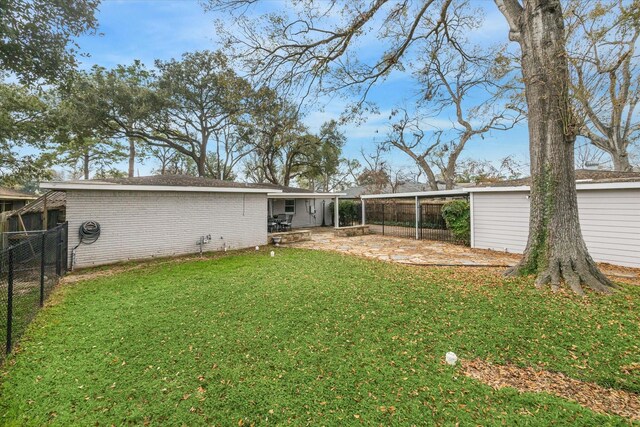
left=197, top=156, right=206, bottom=177
left=610, top=149, right=632, bottom=172
left=83, top=151, right=90, bottom=180
left=128, top=139, right=136, bottom=177
left=503, top=0, right=615, bottom=294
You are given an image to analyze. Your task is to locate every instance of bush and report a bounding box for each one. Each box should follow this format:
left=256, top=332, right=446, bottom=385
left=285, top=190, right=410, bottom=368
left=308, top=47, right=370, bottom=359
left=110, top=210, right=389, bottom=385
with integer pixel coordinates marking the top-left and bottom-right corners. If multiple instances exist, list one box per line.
left=329, top=200, right=360, bottom=226
left=441, top=200, right=470, bottom=245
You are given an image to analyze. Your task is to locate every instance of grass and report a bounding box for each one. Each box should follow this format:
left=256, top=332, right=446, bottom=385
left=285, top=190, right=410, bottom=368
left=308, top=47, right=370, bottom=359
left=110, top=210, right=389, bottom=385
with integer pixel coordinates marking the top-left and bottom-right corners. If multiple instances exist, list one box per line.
left=0, top=248, right=638, bottom=426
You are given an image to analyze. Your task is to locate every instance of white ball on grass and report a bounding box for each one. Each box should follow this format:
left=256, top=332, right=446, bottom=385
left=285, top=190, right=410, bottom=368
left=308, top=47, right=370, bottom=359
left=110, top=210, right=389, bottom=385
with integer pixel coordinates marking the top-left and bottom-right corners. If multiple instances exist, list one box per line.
left=445, top=352, right=458, bottom=366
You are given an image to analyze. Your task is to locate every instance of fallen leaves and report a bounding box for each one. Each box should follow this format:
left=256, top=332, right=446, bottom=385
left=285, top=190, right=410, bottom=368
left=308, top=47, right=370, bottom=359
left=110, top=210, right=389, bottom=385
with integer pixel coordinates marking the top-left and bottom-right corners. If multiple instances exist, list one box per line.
left=462, top=358, right=640, bottom=421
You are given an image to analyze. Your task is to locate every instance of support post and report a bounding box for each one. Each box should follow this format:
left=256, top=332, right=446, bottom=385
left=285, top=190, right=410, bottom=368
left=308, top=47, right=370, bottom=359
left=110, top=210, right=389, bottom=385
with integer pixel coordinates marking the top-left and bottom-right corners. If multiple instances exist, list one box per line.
left=6, top=247, right=14, bottom=354
left=361, top=199, right=366, bottom=225
left=55, top=228, right=62, bottom=277
left=415, top=196, right=419, bottom=240
left=40, top=232, right=46, bottom=307
left=382, top=204, right=385, bottom=236
left=334, top=196, right=339, bottom=228
left=42, top=192, right=48, bottom=230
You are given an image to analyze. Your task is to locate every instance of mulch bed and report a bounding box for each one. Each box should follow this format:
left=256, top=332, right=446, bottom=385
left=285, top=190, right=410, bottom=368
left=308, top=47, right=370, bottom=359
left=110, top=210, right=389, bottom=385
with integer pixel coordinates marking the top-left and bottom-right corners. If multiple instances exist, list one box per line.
left=462, top=358, right=640, bottom=421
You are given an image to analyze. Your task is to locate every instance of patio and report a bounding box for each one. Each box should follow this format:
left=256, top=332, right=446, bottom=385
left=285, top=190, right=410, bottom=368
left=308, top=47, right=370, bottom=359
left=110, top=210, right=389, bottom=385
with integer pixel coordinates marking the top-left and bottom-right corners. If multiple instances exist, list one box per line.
left=286, top=230, right=640, bottom=284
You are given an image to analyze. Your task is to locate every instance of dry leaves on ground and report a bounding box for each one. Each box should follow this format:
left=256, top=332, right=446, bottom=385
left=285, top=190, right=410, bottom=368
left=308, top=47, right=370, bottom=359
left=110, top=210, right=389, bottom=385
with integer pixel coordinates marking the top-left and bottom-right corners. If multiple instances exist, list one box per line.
left=463, top=358, right=640, bottom=421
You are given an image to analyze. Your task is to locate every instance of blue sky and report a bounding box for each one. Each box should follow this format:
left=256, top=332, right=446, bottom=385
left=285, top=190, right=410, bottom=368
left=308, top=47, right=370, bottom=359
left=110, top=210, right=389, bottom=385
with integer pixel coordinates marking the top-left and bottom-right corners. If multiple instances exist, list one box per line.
left=71, top=0, right=532, bottom=177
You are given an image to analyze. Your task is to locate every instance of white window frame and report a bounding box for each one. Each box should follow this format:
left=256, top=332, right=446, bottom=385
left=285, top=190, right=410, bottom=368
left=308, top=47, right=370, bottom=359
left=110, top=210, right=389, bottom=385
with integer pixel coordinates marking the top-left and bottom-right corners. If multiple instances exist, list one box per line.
left=284, top=199, right=296, bottom=214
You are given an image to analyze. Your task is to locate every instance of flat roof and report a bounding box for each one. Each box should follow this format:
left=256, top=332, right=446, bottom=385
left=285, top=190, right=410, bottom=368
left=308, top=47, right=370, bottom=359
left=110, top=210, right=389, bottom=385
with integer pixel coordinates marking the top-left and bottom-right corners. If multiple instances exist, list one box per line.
left=361, top=189, right=470, bottom=199
left=360, top=181, right=640, bottom=199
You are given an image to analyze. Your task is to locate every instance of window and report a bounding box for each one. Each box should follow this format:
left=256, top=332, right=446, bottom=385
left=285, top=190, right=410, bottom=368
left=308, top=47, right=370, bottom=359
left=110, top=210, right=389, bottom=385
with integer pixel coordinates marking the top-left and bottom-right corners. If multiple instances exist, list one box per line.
left=284, top=199, right=296, bottom=214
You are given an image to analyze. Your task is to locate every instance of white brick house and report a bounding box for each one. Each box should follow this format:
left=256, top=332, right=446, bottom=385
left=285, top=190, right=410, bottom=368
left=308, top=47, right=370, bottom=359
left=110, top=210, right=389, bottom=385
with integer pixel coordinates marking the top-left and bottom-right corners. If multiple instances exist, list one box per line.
left=41, top=176, right=276, bottom=269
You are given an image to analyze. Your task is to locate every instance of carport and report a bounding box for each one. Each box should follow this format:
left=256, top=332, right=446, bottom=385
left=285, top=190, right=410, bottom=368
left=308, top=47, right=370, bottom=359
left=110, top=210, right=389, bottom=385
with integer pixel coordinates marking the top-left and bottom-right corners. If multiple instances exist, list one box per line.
left=360, top=189, right=470, bottom=243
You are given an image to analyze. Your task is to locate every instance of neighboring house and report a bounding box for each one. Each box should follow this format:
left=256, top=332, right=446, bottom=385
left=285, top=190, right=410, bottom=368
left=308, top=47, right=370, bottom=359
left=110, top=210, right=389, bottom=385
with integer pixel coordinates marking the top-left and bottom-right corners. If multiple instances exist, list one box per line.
left=40, top=176, right=345, bottom=269
left=0, top=186, right=36, bottom=213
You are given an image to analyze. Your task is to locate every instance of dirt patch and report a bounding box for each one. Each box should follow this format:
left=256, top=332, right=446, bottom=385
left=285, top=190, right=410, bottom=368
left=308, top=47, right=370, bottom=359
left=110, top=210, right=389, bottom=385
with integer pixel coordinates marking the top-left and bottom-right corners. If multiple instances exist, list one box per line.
left=462, top=358, right=640, bottom=421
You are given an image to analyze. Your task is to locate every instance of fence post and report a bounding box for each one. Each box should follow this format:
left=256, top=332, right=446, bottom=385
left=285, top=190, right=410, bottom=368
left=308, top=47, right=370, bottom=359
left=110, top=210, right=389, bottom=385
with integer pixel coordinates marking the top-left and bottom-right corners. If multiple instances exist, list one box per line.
left=40, top=232, right=46, bottom=307
left=62, top=222, right=68, bottom=274
left=382, top=204, right=385, bottom=236
left=415, top=196, right=419, bottom=240
left=6, top=247, right=13, bottom=355
left=55, top=228, right=62, bottom=277
left=361, top=200, right=366, bottom=226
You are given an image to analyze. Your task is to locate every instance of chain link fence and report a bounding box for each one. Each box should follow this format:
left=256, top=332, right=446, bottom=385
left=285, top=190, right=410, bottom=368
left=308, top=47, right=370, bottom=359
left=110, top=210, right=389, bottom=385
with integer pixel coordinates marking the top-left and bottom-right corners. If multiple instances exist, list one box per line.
left=0, top=222, right=68, bottom=359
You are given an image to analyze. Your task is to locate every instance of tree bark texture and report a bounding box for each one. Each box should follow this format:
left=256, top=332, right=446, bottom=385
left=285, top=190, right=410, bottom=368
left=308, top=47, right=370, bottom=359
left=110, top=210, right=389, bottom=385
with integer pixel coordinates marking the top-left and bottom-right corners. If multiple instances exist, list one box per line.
left=128, top=139, right=136, bottom=177
left=498, top=0, right=616, bottom=294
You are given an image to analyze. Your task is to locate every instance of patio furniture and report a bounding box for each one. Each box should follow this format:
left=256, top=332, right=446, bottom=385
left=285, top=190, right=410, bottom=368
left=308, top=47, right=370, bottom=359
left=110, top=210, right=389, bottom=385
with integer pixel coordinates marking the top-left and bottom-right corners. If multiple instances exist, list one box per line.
left=280, top=214, right=292, bottom=231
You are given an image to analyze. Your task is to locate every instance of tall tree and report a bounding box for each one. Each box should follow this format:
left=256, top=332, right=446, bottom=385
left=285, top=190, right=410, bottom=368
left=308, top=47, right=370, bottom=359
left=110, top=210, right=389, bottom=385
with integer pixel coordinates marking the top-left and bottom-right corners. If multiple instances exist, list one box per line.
left=384, top=14, right=521, bottom=190
left=243, top=89, right=317, bottom=186
left=120, top=51, right=254, bottom=177
left=297, top=120, right=346, bottom=191
left=0, top=0, right=99, bottom=84
left=51, top=78, right=127, bottom=179
left=208, top=0, right=615, bottom=293
left=79, top=62, right=159, bottom=177
left=0, top=83, right=54, bottom=187
left=565, top=0, right=639, bottom=171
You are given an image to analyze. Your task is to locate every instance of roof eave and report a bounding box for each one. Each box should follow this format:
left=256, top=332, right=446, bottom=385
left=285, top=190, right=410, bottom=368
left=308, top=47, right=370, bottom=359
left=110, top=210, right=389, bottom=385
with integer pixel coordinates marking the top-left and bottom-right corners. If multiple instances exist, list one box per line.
left=267, top=192, right=347, bottom=198
left=361, top=189, right=470, bottom=199
left=40, top=182, right=281, bottom=194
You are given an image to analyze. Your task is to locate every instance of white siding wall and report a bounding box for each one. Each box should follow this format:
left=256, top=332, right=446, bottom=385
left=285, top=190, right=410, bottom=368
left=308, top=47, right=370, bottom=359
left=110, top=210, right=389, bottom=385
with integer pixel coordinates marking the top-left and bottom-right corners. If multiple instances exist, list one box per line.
left=472, top=188, right=640, bottom=268
left=577, top=189, right=640, bottom=267
left=67, top=190, right=267, bottom=268
left=472, top=191, right=531, bottom=254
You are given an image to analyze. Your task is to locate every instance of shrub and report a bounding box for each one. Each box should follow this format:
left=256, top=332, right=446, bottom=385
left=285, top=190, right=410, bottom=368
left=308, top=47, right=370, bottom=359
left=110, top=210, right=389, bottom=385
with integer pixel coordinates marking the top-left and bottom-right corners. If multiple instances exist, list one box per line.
left=329, top=200, right=360, bottom=226
left=441, top=200, right=470, bottom=245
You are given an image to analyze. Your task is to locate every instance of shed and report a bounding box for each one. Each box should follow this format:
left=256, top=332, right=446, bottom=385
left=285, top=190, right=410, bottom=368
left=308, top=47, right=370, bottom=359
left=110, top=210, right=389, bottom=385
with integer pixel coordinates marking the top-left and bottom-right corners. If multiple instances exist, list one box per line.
left=40, top=176, right=279, bottom=269
left=470, top=170, right=640, bottom=268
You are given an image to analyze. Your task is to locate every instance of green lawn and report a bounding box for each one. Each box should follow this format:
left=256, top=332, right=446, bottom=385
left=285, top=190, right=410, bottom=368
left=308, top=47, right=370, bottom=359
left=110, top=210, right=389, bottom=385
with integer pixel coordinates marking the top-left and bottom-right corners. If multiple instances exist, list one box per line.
left=1, top=248, right=638, bottom=426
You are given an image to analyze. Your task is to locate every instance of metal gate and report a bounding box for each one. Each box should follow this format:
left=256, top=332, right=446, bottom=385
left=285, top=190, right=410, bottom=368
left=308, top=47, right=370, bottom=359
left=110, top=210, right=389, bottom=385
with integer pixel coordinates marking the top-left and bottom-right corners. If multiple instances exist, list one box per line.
left=419, top=203, right=457, bottom=243
left=365, top=200, right=466, bottom=245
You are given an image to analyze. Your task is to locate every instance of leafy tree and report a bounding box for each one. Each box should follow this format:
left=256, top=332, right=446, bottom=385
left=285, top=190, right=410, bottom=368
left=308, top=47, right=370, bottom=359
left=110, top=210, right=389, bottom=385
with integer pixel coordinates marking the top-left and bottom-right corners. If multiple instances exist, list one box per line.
left=131, top=50, right=253, bottom=177
left=50, top=74, right=127, bottom=179
left=297, top=120, right=346, bottom=191
left=0, top=0, right=99, bottom=83
left=207, top=0, right=616, bottom=293
left=243, top=90, right=318, bottom=186
left=0, top=83, right=54, bottom=186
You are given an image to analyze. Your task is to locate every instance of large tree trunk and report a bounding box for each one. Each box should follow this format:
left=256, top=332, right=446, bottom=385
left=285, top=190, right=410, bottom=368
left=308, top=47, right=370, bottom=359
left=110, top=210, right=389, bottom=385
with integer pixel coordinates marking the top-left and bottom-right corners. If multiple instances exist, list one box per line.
left=128, top=139, right=136, bottom=177
left=499, top=0, right=615, bottom=294
left=610, top=149, right=632, bottom=172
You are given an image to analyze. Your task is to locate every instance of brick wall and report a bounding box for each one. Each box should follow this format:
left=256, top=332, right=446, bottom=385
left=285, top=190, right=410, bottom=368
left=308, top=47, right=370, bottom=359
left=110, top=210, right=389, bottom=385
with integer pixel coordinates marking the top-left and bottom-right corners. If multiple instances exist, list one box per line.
left=67, top=190, right=268, bottom=268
